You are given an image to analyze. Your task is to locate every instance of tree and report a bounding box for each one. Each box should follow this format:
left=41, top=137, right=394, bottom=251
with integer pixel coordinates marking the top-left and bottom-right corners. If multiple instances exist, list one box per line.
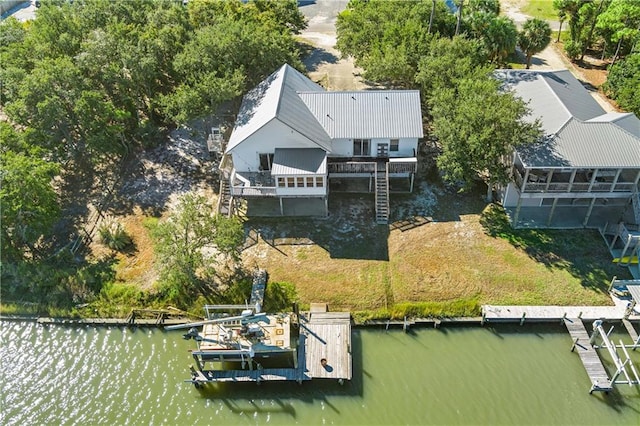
left=596, top=0, right=640, bottom=65
left=603, top=53, right=640, bottom=115
left=483, top=16, right=518, bottom=64
left=429, top=77, right=542, bottom=200
left=151, top=193, right=244, bottom=306
left=518, top=18, right=552, bottom=69
left=1, top=125, right=61, bottom=261
left=553, top=0, right=568, bottom=42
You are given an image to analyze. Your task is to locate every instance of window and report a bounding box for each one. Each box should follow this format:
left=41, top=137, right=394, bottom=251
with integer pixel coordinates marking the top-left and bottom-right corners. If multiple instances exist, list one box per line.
left=277, top=177, right=285, bottom=187
left=306, top=177, right=314, bottom=187
left=353, top=139, right=371, bottom=156
left=287, top=177, right=295, bottom=187
left=258, top=153, right=274, bottom=171
left=390, top=139, right=399, bottom=152
left=297, top=177, right=305, bottom=187
left=315, top=177, right=324, bottom=187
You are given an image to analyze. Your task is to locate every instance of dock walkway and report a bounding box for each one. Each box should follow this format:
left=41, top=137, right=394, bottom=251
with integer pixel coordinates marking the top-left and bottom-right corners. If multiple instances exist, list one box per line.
left=563, top=318, right=612, bottom=393
left=482, top=299, right=637, bottom=322
left=622, top=319, right=639, bottom=345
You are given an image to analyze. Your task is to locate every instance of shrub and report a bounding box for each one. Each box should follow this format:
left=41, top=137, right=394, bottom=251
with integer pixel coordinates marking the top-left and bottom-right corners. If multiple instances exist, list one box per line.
left=98, top=219, right=132, bottom=251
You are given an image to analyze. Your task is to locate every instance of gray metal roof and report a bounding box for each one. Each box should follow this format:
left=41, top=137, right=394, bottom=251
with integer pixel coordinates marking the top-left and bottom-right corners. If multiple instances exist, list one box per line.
left=587, top=113, right=640, bottom=137
left=271, top=148, right=327, bottom=175
left=227, top=65, right=331, bottom=153
left=518, top=118, right=640, bottom=168
left=297, top=91, right=424, bottom=139
left=495, top=70, right=605, bottom=134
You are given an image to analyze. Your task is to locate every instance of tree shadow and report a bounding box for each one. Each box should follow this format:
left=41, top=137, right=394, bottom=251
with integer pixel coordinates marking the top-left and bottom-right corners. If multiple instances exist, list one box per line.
left=480, top=204, right=631, bottom=292
left=303, top=46, right=339, bottom=72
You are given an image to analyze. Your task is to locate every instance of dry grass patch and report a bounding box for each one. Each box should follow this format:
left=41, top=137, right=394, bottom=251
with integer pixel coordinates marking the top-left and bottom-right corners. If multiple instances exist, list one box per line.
left=241, top=187, right=627, bottom=318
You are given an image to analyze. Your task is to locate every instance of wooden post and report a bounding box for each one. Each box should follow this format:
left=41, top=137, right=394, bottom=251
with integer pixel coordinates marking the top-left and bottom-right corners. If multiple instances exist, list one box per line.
left=608, top=276, right=617, bottom=292
left=513, top=198, right=523, bottom=227
left=561, top=312, right=567, bottom=324
left=410, top=173, right=415, bottom=193
left=588, top=169, right=599, bottom=192
left=481, top=311, right=486, bottom=326
left=279, top=197, right=284, bottom=216
left=578, top=311, right=583, bottom=319
left=567, top=169, right=577, bottom=192
left=520, top=312, right=526, bottom=326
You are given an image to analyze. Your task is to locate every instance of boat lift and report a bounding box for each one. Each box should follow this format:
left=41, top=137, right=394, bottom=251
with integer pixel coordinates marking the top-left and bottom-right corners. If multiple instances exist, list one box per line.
left=590, top=320, right=640, bottom=389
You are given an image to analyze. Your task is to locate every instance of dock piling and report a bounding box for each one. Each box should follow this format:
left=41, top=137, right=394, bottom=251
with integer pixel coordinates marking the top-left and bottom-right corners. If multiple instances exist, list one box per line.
left=520, top=312, right=526, bottom=326
left=571, top=337, right=579, bottom=352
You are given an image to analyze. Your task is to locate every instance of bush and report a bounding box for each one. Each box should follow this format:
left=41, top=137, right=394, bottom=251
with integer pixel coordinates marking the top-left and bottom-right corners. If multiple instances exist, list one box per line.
left=98, top=219, right=132, bottom=251
left=564, top=39, right=582, bottom=60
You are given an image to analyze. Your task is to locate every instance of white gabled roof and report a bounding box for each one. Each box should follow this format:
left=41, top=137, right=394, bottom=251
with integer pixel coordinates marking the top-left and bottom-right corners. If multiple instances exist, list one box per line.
left=297, top=91, right=424, bottom=139
left=226, top=65, right=331, bottom=153
left=587, top=113, right=640, bottom=137
left=227, top=64, right=424, bottom=155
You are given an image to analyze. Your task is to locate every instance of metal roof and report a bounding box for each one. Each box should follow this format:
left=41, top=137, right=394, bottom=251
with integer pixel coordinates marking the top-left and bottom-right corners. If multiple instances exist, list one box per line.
left=297, top=91, right=424, bottom=139
left=227, top=65, right=331, bottom=153
left=518, top=118, right=640, bottom=168
left=495, top=70, right=605, bottom=134
left=587, top=113, right=640, bottom=137
left=271, top=148, right=327, bottom=175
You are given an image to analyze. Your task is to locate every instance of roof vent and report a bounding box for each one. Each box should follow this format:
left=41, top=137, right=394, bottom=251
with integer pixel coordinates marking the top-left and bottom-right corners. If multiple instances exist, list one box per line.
left=351, top=96, right=356, bottom=100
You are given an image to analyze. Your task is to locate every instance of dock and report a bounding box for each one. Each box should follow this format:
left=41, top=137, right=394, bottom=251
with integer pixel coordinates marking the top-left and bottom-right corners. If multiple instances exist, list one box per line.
left=563, top=318, right=612, bottom=393
left=301, top=310, right=352, bottom=381
left=622, top=319, right=640, bottom=348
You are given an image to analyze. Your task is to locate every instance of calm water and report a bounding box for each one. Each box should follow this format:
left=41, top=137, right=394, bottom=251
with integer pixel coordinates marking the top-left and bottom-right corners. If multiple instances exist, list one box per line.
left=1, top=321, right=639, bottom=425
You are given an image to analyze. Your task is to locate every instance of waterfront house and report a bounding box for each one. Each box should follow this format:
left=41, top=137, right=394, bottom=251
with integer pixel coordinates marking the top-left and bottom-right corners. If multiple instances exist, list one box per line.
left=218, top=64, right=423, bottom=223
left=495, top=70, right=640, bottom=231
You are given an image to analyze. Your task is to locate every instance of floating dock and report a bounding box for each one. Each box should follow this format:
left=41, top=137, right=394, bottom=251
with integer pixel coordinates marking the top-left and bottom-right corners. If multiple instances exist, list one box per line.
left=563, top=318, right=612, bottom=393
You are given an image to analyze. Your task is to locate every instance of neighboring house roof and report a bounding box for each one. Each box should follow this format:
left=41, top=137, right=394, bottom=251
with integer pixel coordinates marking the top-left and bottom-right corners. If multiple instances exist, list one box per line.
left=297, top=91, right=424, bottom=139
left=496, top=69, right=640, bottom=169
left=517, top=118, right=640, bottom=168
left=496, top=69, right=605, bottom=134
left=226, top=64, right=331, bottom=153
left=271, top=148, right=327, bottom=175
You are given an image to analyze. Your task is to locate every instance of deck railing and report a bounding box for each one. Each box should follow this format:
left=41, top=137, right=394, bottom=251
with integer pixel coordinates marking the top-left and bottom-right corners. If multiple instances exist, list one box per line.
left=521, top=181, right=637, bottom=193
left=327, top=162, right=376, bottom=174
left=229, top=169, right=277, bottom=197
left=388, top=160, right=417, bottom=174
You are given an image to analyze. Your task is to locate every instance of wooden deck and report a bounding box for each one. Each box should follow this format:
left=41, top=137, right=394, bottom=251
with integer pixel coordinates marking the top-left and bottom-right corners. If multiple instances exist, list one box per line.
left=194, top=368, right=305, bottom=383
left=563, top=318, right=613, bottom=393
left=301, top=311, right=352, bottom=381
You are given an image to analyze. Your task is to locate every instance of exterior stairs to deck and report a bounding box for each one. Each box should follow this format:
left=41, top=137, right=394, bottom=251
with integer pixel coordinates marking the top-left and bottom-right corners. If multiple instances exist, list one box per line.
left=375, top=161, right=389, bottom=224
left=217, top=178, right=233, bottom=217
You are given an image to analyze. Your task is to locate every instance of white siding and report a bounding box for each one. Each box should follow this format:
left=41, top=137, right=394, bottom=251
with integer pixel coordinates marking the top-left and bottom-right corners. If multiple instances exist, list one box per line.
left=330, top=137, right=418, bottom=158
left=275, top=175, right=327, bottom=197
left=229, top=119, right=323, bottom=172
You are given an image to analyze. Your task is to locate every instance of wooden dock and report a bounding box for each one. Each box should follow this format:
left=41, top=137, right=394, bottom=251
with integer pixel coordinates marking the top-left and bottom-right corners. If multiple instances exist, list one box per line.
left=249, top=269, right=267, bottom=311
left=301, top=311, right=352, bottom=381
left=563, top=318, right=612, bottom=393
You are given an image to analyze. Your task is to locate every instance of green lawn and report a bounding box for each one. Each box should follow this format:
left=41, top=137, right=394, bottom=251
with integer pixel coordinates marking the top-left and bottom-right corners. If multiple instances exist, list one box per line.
left=522, top=0, right=559, bottom=21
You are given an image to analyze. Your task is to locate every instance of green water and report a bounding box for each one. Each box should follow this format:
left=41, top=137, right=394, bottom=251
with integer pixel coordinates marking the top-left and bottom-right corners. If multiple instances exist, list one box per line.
left=1, top=321, right=639, bottom=425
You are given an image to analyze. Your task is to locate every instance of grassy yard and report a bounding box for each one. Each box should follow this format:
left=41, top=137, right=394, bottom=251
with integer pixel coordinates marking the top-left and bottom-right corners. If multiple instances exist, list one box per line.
left=241, top=181, right=628, bottom=320
left=522, top=0, right=558, bottom=21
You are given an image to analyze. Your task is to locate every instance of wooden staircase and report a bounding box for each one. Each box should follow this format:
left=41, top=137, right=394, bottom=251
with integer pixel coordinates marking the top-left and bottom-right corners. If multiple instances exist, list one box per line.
left=375, top=161, right=389, bottom=224
left=217, top=176, right=233, bottom=217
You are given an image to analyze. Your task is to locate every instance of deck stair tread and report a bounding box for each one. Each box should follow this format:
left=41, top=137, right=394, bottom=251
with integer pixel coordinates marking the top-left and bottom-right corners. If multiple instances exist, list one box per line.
left=564, top=318, right=612, bottom=391
left=375, top=161, right=389, bottom=224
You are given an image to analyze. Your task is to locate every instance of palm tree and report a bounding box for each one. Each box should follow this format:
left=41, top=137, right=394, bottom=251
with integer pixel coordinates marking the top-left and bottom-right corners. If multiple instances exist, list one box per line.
left=518, top=18, right=552, bottom=69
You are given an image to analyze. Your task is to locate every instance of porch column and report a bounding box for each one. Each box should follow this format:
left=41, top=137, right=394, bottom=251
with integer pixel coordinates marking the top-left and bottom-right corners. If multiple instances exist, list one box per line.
left=521, top=169, right=530, bottom=193
left=583, top=197, right=597, bottom=227
left=547, top=198, right=559, bottom=226
left=610, top=169, right=622, bottom=192
left=588, top=169, right=599, bottom=192
left=279, top=197, right=284, bottom=216
left=410, top=173, right=415, bottom=193
left=324, top=196, right=329, bottom=217
left=545, top=170, right=554, bottom=192
left=567, top=169, right=577, bottom=192
left=513, top=198, right=522, bottom=228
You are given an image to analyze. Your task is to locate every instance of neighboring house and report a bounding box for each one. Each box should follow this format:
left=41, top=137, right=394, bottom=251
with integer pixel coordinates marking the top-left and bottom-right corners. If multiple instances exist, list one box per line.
left=496, top=69, right=640, bottom=277
left=219, top=64, right=423, bottom=223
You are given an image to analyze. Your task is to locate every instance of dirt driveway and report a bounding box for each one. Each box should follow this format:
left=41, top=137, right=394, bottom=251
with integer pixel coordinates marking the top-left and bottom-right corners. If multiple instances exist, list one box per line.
left=298, top=0, right=370, bottom=90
